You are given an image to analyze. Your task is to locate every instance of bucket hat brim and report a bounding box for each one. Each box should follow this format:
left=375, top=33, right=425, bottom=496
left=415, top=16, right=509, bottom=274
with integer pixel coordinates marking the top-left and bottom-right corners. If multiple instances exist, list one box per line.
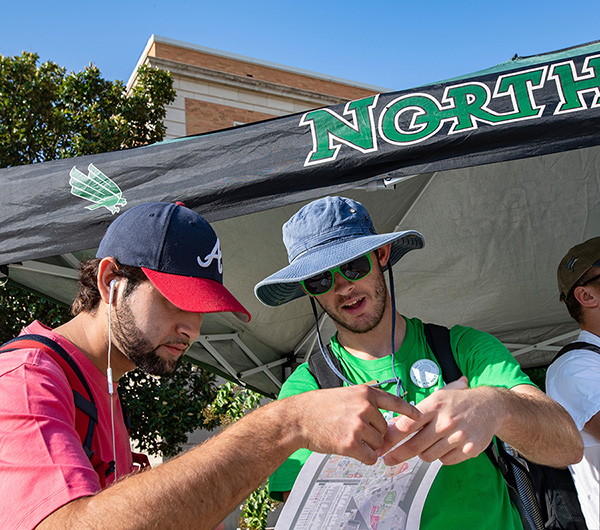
left=254, top=230, right=424, bottom=307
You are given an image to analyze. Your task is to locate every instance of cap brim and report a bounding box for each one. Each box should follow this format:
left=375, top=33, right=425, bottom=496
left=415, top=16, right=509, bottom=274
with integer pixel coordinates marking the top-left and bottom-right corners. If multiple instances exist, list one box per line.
left=142, top=268, right=251, bottom=322
left=254, top=230, right=424, bottom=307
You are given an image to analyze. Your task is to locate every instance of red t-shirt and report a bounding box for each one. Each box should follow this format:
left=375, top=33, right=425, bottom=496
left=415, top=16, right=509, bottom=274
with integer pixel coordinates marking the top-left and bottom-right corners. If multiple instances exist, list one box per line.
left=0, top=321, right=135, bottom=530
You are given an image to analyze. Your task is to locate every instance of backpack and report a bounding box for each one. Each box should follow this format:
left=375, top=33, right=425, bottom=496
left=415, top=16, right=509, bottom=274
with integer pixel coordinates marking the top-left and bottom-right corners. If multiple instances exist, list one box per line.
left=307, top=323, right=588, bottom=530
left=551, top=341, right=600, bottom=363
left=0, top=334, right=150, bottom=488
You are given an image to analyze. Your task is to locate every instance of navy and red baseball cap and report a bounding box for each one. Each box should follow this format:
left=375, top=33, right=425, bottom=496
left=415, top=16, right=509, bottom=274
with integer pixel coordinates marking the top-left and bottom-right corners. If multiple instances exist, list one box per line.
left=97, top=202, right=250, bottom=322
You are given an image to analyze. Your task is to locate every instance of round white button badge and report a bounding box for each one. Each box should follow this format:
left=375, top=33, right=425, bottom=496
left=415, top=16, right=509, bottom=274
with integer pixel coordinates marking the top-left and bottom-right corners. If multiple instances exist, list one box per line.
left=409, top=359, right=440, bottom=388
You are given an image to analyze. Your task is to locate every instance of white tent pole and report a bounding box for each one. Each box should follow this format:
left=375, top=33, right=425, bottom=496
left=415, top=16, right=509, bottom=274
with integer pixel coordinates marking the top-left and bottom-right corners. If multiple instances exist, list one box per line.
left=231, top=335, right=282, bottom=389
left=197, top=333, right=283, bottom=389
left=196, top=335, right=245, bottom=386
left=9, top=261, right=79, bottom=280
left=509, top=329, right=580, bottom=360
left=60, top=253, right=82, bottom=269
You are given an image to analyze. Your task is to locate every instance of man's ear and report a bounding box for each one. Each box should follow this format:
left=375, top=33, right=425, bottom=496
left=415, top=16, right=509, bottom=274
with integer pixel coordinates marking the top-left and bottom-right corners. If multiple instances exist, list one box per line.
left=376, top=244, right=392, bottom=267
left=97, top=258, right=120, bottom=305
left=574, top=284, right=600, bottom=309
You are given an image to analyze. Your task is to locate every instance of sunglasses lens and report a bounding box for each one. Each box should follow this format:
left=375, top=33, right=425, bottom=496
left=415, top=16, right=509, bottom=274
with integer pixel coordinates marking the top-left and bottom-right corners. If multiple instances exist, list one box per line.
left=302, top=254, right=373, bottom=296
left=340, top=255, right=372, bottom=280
left=303, top=271, right=334, bottom=296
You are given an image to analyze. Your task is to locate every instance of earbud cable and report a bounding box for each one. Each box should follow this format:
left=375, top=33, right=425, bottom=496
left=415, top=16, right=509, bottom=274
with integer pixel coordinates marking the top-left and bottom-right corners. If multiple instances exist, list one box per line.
left=107, top=294, right=117, bottom=484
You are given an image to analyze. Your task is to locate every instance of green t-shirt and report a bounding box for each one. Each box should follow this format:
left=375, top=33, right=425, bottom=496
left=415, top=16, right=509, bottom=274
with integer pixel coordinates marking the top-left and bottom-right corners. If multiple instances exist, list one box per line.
left=270, top=316, right=532, bottom=530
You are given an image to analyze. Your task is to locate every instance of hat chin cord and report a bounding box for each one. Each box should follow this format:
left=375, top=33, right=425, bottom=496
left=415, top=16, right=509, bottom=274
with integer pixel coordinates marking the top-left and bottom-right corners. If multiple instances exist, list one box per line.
left=310, top=297, right=354, bottom=386
left=309, top=266, right=406, bottom=398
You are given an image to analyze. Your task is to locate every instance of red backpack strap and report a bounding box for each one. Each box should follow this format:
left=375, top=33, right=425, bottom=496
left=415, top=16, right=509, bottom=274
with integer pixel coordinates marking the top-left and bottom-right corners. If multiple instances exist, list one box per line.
left=132, top=451, right=151, bottom=471
left=0, top=334, right=112, bottom=487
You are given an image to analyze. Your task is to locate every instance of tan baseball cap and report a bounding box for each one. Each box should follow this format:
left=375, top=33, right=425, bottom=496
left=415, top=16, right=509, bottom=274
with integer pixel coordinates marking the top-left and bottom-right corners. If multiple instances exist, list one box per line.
left=557, top=236, right=600, bottom=301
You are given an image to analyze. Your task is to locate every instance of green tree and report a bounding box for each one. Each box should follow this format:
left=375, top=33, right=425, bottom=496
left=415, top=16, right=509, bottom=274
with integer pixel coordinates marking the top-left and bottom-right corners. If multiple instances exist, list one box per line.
left=205, top=383, right=279, bottom=530
left=238, top=486, right=280, bottom=530
left=118, top=363, right=220, bottom=458
left=0, top=283, right=72, bottom=343
left=0, top=51, right=175, bottom=167
left=523, top=366, right=547, bottom=392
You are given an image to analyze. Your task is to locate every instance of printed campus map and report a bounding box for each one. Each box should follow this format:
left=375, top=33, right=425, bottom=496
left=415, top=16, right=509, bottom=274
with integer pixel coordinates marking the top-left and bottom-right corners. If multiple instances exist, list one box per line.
left=275, top=453, right=441, bottom=530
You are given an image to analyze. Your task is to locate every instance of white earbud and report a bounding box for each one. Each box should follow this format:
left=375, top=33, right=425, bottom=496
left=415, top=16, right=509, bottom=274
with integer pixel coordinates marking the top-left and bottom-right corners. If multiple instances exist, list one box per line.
left=109, top=279, right=117, bottom=305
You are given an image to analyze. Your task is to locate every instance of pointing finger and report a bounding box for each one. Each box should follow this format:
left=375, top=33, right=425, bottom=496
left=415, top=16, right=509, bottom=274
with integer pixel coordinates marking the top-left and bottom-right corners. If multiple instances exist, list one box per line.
left=370, top=387, right=422, bottom=421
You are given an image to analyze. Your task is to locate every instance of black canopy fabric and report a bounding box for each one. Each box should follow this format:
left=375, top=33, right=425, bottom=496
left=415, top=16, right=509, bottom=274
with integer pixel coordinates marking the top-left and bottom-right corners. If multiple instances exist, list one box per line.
left=2, top=41, right=600, bottom=396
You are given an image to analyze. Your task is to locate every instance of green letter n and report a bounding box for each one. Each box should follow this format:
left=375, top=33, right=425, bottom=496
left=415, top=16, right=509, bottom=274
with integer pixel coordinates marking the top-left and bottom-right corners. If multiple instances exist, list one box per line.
left=300, top=95, right=379, bottom=166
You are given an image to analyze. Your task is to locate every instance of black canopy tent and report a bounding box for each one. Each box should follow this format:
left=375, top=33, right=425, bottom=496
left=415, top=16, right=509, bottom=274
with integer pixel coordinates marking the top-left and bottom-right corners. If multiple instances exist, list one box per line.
left=2, top=41, right=600, bottom=396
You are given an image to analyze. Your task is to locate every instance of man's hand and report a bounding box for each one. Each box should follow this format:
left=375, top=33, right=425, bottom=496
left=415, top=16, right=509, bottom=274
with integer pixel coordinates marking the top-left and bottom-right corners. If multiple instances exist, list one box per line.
left=286, top=384, right=421, bottom=465
left=380, top=376, right=502, bottom=466
left=380, top=378, right=583, bottom=469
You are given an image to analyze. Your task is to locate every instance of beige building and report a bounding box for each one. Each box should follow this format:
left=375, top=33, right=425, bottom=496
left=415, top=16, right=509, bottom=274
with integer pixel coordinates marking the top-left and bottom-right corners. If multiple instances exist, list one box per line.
left=127, top=35, right=387, bottom=139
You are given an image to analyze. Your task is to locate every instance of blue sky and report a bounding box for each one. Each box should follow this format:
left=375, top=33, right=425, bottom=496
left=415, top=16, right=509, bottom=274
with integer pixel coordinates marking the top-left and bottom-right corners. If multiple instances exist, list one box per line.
left=2, top=1, right=599, bottom=91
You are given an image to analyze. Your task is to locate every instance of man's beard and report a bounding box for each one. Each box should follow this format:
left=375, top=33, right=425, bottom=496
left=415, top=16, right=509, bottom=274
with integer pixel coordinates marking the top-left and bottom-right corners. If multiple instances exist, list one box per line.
left=111, top=296, right=184, bottom=376
left=319, top=265, right=388, bottom=334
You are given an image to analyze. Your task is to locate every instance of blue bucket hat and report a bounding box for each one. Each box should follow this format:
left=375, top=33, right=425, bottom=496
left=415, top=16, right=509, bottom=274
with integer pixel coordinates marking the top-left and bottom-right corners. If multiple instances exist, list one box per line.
left=254, top=196, right=424, bottom=307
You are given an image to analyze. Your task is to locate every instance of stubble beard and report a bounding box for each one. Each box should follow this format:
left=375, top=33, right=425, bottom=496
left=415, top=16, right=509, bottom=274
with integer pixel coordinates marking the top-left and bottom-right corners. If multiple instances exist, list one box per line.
left=319, top=266, right=388, bottom=334
left=111, top=296, right=182, bottom=376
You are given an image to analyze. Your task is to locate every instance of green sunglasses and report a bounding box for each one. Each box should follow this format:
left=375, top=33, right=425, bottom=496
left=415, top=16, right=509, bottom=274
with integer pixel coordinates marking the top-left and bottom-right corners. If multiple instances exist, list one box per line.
left=300, top=253, right=373, bottom=296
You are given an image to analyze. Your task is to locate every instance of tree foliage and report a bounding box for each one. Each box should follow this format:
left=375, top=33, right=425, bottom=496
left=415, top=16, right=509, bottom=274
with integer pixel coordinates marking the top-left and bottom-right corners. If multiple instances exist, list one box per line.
left=204, top=382, right=278, bottom=530
left=238, top=485, right=280, bottom=530
left=0, top=52, right=176, bottom=168
left=117, top=368, right=267, bottom=460
left=118, top=363, right=219, bottom=458
left=203, top=380, right=264, bottom=427
left=523, top=367, right=547, bottom=392
left=0, top=283, right=72, bottom=343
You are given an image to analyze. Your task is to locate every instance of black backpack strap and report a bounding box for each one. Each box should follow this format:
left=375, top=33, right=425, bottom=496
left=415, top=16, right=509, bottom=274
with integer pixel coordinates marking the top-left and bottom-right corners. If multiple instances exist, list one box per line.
left=307, top=343, right=344, bottom=389
left=552, top=341, right=600, bottom=363
left=1, top=334, right=94, bottom=396
left=423, top=324, right=501, bottom=471
left=423, top=323, right=462, bottom=383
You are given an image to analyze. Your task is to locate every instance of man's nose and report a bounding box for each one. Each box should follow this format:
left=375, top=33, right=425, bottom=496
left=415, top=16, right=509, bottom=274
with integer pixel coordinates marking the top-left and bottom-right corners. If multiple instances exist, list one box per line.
left=333, top=271, right=354, bottom=294
left=177, top=312, right=204, bottom=341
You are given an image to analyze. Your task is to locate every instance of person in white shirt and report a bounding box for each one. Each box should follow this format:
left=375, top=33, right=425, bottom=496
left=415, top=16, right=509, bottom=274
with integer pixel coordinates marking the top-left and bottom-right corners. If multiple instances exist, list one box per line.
left=547, top=236, right=600, bottom=530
